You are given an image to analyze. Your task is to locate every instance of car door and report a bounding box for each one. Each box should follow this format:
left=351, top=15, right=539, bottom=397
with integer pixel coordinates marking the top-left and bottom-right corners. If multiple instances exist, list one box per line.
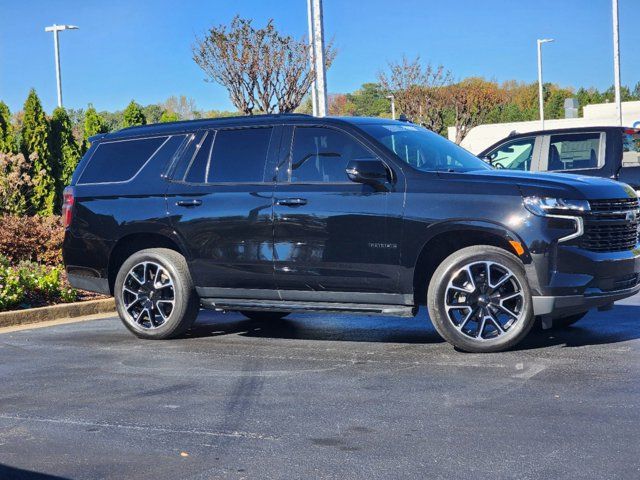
left=272, top=124, right=406, bottom=305
left=166, top=126, right=281, bottom=297
left=483, top=136, right=542, bottom=172
left=538, top=131, right=612, bottom=177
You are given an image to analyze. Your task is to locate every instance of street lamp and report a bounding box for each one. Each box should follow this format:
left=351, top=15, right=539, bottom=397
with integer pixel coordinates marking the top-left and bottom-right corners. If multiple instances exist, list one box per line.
left=612, top=0, right=622, bottom=126
left=537, top=38, right=554, bottom=130
left=44, top=24, right=79, bottom=108
left=386, top=95, right=396, bottom=120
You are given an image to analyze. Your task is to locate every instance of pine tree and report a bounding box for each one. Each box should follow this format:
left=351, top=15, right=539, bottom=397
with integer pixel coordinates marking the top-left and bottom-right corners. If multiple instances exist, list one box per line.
left=0, top=101, right=16, bottom=153
left=82, top=104, right=107, bottom=152
left=122, top=100, right=146, bottom=127
left=20, top=89, right=56, bottom=216
left=51, top=107, right=81, bottom=208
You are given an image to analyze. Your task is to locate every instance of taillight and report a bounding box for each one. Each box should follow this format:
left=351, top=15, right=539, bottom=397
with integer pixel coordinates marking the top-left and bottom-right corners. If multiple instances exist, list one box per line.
left=62, top=186, right=75, bottom=228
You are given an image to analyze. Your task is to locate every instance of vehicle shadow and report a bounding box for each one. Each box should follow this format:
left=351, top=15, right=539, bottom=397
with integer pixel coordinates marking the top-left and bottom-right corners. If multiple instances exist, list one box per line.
left=185, top=309, right=445, bottom=345
left=516, top=303, right=640, bottom=351
left=0, top=464, right=70, bottom=480
left=185, top=303, right=640, bottom=349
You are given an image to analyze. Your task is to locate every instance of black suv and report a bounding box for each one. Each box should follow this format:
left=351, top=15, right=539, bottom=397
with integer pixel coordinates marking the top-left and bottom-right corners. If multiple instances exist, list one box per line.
left=62, top=114, right=640, bottom=352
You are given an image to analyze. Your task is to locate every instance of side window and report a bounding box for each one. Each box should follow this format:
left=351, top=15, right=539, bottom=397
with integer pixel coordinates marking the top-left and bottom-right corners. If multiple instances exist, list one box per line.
left=547, top=133, right=603, bottom=171
left=486, top=137, right=536, bottom=171
left=623, top=130, right=640, bottom=166
left=207, top=128, right=272, bottom=183
left=290, top=127, right=373, bottom=183
left=184, top=131, right=214, bottom=183
left=79, top=136, right=168, bottom=184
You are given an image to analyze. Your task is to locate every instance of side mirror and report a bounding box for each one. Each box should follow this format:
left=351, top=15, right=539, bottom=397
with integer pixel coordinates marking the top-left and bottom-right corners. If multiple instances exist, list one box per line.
left=346, top=159, right=391, bottom=189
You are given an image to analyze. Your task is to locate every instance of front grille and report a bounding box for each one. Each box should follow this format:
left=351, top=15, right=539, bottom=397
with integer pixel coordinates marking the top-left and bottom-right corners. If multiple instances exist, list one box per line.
left=589, top=197, right=639, bottom=213
left=580, top=198, right=639, bottom=252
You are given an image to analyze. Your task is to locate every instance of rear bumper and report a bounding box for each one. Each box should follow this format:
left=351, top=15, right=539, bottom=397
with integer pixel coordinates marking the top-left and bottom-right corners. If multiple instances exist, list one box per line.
left=532, top=282, right=640, bottom=317
left=67, top=273, right=111, bottom=296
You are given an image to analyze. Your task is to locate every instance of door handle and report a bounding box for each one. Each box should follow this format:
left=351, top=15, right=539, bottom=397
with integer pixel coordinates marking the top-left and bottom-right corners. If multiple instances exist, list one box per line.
left=277, top=198, right=307, bottom=207
left=176, top=199, right=203, bottom=207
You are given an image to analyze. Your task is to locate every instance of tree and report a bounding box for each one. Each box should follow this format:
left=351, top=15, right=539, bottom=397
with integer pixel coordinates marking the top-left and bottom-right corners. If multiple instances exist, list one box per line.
left=20, top=89, right=56, bottom=215
left=379, top=56, right=453, bottom=134
left=83, top=104, right=107, bottom=151
left=193, top=16, right=336, bottom=114
left=162, top=95, right=199, bottom=120
left=445, top=77, right=506, bottom=144
left=0, top=151, right=34, bottom=215
left=346, top=83, right=390, bottom=117
left=122, top=100, right=147, bottom=127
left=51, top=107, right=81, bottom=205
left=142, top=104, right=163, bottom=124
left=160, top=110, right=180, bottom=123
left=0, top=102, right=16, bottom=154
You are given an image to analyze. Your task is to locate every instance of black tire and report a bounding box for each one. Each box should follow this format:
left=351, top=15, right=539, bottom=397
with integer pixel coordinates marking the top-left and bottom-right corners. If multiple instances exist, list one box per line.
left=427, top=245, right=535, bottom=353
left=240, top=311, right=290, bottom=321
left=554, top=311, right=588, bottom=328
left=114, top=248, right=199, bottom=339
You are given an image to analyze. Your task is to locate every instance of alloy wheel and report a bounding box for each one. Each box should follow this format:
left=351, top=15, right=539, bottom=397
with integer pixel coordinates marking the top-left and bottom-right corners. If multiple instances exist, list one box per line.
left=122, top=261, right=175, bottom=329
left=444, top=261, right=525, bottom=341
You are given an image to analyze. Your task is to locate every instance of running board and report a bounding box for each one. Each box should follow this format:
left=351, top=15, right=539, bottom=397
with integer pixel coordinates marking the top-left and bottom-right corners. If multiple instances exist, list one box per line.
left=200, top=298, right=417, bottom=318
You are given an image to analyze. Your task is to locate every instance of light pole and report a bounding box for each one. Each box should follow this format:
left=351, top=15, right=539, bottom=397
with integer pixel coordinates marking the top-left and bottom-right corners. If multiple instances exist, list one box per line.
left=612, top=0, right=622, bottom=126
left=386, top=95, right=396, bottom=120
left=307, top=0, right=328, bottom=117
left=537, top=38, right=554, bottom=130
left=44, top=24, right=79, bottom=108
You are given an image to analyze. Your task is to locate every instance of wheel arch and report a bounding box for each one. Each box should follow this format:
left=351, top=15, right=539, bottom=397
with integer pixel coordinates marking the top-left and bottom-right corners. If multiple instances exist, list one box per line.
left=411, top=221, right=530, bottom=305
left=107, top=231, right=190, bottom=295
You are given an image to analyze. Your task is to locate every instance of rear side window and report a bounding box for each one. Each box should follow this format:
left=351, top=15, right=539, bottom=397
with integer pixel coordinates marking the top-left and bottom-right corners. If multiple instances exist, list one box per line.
left=184, top=132, right=214, bottom=183
left=206, top=128, right=272, bottom=183
left=547, top=132, right=603, bottom=171
left=79, top=136, right=167, bottom=184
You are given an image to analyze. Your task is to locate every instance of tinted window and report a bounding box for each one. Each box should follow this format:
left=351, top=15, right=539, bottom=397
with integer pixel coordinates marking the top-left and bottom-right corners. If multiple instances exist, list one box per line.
left=290, top=127, right=373, bottom=183
left=623, top=130, right=640, bottom=166
left=360, top=124, right=490, bottom=173
left=185, top=132, right=214, bottom=183
left=79, top=136, right=167, bottom=183
left=207, top=128, right=272, bottom=183
left=547, top=133, right=602, bottom=171
left=486, top=137, right=536, bottom=171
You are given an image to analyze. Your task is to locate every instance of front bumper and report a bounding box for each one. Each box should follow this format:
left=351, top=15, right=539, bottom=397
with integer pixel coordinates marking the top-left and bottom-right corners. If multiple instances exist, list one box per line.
left=532, top=282, right=640, bottom=317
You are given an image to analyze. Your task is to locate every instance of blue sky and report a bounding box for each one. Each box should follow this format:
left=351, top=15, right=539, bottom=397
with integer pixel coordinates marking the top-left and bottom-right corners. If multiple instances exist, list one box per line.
left=1, top=0, right=638, bottom=114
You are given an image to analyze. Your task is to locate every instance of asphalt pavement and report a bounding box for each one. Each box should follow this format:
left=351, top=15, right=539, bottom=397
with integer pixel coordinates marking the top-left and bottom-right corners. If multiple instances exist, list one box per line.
left=0, top=294, right=639, bottom=479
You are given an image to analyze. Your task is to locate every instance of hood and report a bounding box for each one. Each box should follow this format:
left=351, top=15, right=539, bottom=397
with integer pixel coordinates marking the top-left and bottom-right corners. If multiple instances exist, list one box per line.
left=462, top=169, right=637, bottom=200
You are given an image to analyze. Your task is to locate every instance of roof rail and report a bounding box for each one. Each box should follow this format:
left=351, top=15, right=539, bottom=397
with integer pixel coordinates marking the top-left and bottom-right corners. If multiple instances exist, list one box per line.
left=117, top=113, right=314, bottom=132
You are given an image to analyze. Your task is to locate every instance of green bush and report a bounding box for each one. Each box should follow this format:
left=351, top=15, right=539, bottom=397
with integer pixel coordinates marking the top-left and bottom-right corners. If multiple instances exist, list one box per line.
left=0, top=257, right=77, bottom=311
left=0, top=263, right=25, bottom=310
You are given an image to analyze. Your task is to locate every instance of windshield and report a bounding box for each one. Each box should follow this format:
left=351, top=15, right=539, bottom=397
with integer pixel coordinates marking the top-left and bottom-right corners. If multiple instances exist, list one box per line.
left=359, top=123, right=491, bottom=173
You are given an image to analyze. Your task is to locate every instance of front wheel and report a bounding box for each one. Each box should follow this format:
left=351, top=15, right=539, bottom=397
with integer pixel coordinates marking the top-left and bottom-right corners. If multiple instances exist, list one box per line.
left=114, top=248, right=200, bottom=339
left=427, top=245, right=535, bottom=353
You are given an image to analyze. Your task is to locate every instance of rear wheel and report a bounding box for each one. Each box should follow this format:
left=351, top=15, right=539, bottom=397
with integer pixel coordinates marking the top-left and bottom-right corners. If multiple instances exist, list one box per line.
left=427, top=245, right=535, bottom=353
left=115, top=248, right=199, bottom=339
left=240, top=311, right=290, bottom=321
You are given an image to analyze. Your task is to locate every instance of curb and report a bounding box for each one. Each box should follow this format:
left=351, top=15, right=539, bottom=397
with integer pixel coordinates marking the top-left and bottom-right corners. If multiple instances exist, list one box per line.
left=0, top=298, right=116, bottom=328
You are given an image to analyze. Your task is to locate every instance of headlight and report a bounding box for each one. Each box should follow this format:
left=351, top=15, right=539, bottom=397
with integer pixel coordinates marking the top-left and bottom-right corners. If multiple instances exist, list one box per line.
left=523, top=197, right=590, bottom=217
